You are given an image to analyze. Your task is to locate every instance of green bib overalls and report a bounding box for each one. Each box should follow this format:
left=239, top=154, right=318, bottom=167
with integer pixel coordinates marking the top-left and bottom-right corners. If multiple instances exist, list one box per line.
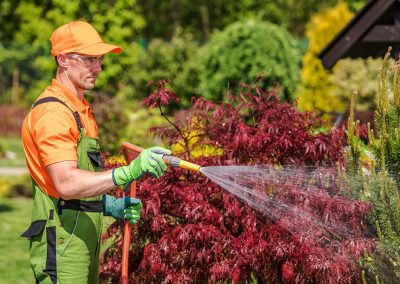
left=22, top=97, right=104, bottom=284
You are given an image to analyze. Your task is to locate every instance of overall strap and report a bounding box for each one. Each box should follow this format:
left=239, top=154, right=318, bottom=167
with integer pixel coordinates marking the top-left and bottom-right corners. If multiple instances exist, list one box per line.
left=57, top=199, right=103, bottom=214
left=32, top=97, right=83, bottom=130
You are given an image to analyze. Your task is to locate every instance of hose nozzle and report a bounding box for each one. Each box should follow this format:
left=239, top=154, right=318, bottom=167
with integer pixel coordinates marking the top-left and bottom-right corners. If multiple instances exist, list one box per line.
left=163, top=155, right=201, bottom=172
left=121, top=142, right=202, bottom=172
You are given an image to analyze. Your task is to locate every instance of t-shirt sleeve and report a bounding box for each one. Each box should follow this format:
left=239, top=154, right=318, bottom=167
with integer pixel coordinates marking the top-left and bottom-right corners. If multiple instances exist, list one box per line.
left=32, top=108, right=79, bottom=166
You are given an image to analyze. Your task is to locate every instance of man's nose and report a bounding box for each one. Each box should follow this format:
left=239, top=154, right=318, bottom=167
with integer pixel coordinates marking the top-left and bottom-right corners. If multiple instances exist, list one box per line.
left=91, top=62, right=102, bottom=73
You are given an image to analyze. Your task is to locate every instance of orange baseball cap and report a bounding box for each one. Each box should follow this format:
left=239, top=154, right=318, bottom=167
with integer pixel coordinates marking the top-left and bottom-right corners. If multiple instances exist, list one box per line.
left=50, top=20, right=122, bottom=56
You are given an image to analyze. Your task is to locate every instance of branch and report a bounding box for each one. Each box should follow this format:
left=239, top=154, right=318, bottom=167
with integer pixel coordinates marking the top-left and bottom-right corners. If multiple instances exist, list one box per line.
left=158, top=103, right=191, bottom=157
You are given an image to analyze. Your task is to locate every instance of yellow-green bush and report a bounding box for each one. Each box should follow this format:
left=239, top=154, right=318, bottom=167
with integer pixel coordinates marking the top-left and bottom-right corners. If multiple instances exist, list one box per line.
left=0, top=177, right=13, bottom=197
left=121, top=106, right=168, bottom=149
left=170, top=125, right=223, bottom=159
left=0, top=174, right=33, bottom=198
left=329, top=57, right=394, bottom=111
left=296, top=1, right=353, bottom=113
left=9, top=173, right=32, bottom=197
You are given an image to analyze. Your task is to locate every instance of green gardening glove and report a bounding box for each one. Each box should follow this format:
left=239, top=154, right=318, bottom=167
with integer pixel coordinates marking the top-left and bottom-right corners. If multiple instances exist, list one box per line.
left=124, top=203, right=143, bottom=225
left=102, top=195, right=142, bottom=224
left=112, top=146, right=171, bottom=186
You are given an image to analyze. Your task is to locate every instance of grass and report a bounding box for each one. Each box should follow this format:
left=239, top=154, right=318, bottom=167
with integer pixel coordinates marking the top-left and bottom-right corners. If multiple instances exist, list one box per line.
left=0, top=197, right=117, bottom=283
left=0, top=197, right=34, bottom=283
left=0, top=137, right=26, bottom=167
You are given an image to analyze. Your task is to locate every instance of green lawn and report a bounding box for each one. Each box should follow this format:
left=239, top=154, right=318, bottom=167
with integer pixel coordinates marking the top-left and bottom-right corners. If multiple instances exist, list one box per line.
left=0, top=137, right=26, bottom=167
left=0, top=197, right=116, bottom=283
left=0, top=197, right=34, bottom=283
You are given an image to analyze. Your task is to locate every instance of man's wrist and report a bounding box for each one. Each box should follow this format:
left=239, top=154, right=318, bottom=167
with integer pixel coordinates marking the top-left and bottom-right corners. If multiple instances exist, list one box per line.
left=111, top=168, right=119, bottom=186
left=112, top=166, right=132, bottom=186
left=102, top=194, right=112, bottom=216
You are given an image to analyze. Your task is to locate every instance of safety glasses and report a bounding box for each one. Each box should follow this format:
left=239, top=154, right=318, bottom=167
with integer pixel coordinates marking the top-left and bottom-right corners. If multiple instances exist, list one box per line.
left=67, top=53, right=105, bottom=67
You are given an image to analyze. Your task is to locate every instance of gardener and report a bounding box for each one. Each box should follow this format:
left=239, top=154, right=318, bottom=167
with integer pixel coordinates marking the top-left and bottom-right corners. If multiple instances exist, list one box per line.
left=21, top=20, right=170, bottom=284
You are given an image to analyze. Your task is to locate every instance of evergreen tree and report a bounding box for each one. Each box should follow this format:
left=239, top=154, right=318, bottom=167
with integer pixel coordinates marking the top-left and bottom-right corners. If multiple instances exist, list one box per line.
left=347, top=48, right=400, bottom=282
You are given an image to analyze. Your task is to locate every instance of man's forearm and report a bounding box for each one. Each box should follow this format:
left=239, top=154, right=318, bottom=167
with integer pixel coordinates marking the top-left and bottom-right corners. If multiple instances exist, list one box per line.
left=47, top=161, right=117, bottom=200
left=56, top=168, right=115, bottom=199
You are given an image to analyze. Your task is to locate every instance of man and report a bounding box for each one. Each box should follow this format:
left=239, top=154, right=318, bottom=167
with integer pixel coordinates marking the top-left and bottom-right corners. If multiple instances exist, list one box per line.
left=21, top=20, right=170, bottom=284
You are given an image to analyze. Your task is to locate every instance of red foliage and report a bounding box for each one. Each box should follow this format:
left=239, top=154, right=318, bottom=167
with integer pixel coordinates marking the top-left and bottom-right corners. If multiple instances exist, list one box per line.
left=100, top=83, right=375, bottom=283
left=0, top=104, right=28, bottom=137
left=144, top=79, right=179, bottom=108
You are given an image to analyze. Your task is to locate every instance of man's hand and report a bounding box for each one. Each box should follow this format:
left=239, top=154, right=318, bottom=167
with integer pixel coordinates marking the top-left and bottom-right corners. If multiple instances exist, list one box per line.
left=102, top=195, right=142, bottom=224
left=112, top=146, right=171, bottom=186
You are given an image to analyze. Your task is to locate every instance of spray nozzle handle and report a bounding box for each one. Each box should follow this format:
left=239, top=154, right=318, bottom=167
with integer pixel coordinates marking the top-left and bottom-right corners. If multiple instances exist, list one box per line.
left=121, top=143, right=201, bottom=172
left=163, top=154, right=201, bottom=172
left=162, top=155, right=181, bottom=167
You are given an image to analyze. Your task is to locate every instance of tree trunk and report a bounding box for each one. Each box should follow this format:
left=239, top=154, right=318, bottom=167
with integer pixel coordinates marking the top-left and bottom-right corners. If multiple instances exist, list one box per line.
left=11, top=66, right=20, bottom=104
left=200, top=3, right=210, bottom=40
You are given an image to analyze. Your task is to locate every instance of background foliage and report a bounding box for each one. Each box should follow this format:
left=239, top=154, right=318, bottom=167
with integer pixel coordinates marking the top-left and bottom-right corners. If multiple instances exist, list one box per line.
left=0, top=0, right=145, bottom=106
left=136, top=0, right=354, bottom=40
left=123, top=31, right=201, bottom=107
left=1, top=0, right=367, bottom=150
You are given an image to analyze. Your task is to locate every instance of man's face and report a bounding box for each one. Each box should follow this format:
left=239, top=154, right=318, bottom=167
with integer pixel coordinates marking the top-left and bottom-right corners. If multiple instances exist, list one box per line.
left=65, top=54, right=104, bottom=90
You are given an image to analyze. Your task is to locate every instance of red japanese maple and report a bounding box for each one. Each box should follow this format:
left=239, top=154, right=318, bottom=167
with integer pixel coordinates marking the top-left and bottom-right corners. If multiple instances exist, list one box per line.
left=100, top=81, right=375, bottom=283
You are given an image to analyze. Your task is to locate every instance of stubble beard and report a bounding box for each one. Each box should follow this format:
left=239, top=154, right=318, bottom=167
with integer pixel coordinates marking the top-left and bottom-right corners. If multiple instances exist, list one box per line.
left=78, top=77, right=97, bottom=90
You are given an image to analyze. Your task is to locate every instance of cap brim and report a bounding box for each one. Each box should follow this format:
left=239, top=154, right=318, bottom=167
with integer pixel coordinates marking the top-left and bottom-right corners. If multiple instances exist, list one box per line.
left=76, top=42, right=122, bottom=56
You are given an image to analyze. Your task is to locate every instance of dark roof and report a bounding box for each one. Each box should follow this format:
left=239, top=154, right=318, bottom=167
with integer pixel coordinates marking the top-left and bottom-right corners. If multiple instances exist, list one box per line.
left=319, top=0, right=400, bottom=69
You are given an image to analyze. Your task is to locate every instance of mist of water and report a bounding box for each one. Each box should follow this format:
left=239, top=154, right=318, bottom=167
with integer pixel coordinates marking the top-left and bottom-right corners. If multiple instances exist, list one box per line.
left=200, top=165, right=355, bottom=237
left=199, top=164, right=398, bottom=281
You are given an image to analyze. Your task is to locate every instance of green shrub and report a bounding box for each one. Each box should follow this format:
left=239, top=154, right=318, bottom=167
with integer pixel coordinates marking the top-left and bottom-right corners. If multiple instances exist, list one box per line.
left=0, top=142, right=4, bottom=158
left=122, top=31, right=201, bottom=107
left=199, top=20, right=300, bottom=102
left=121, top=106, right=169, bottom=149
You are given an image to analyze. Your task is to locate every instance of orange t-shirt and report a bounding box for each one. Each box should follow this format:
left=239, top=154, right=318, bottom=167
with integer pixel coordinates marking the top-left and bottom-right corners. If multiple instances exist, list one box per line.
left=22, top=79, right=99, bottom=198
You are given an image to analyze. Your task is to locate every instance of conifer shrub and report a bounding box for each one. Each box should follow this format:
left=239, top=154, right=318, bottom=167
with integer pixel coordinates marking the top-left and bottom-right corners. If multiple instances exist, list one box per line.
left=100, top=81, right=375, bottom=283
left=199, top=20, right=300, bottom=103
left=346, top=49, right=400, bottom=282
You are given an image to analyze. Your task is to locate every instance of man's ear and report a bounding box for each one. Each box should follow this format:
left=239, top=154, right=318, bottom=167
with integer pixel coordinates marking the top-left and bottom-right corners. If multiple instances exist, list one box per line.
left=57, top=53, right=68, bottom=68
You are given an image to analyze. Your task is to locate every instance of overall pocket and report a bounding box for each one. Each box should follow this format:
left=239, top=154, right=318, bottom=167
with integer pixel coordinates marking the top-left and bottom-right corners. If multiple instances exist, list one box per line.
left=22, top=220, right=57, bottom=284
left=21, top=220, right=47, bottom=239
